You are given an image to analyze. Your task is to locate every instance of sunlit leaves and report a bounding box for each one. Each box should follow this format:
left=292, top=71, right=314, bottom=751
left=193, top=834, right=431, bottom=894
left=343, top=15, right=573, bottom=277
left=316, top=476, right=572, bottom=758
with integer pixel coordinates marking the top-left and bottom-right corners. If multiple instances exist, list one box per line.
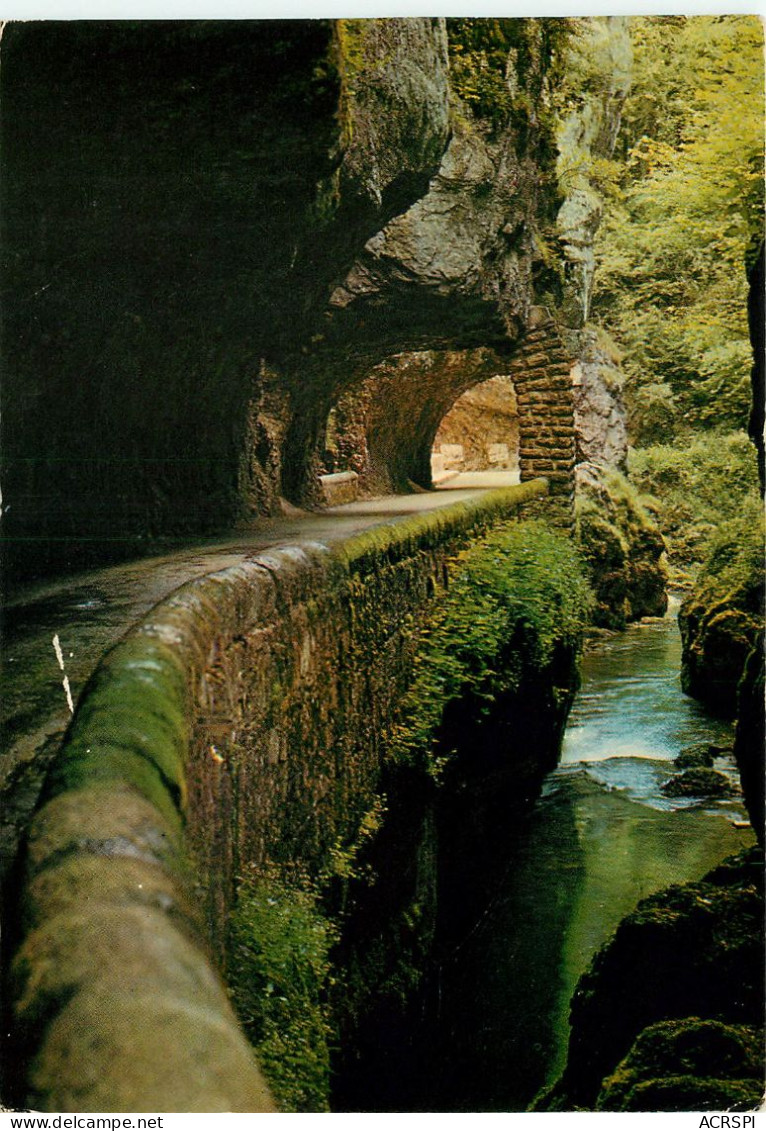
left=591, top=15, right=764, bottom=437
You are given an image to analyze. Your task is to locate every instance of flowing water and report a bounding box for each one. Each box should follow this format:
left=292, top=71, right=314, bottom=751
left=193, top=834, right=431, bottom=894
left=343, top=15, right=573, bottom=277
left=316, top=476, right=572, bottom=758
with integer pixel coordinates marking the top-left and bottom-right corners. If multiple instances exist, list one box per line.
left=419, top=600, right=754, bottom=1112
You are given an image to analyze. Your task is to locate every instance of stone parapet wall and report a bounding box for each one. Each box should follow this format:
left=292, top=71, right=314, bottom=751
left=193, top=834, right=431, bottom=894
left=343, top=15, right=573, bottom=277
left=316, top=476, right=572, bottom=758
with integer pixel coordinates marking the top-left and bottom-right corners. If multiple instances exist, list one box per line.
left=6, top=481, right=547, bottom=1113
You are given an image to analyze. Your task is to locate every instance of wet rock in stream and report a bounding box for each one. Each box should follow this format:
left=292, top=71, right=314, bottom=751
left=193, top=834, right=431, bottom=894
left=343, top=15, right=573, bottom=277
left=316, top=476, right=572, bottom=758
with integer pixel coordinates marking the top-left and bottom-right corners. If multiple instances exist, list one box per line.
left=535, top=846, right=764, bottom=1112
left=660, top=767, right=736, bottom=799
left=596, top=1018, right=764, bottom=1112
left=673, top=743, right=721, bottom=770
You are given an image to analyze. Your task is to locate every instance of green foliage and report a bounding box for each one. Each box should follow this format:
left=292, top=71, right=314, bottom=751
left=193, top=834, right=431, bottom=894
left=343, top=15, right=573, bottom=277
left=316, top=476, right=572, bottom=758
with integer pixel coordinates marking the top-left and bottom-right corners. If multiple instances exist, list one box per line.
left=447, top=18, right=516, bottom=125
left=446, top=18, right=572, bottom=131
left=228, top=869, right=338, bottom=1112
left=692, top=508, right=765, bottom=612
left=555, top=17, right=632, bottom=188
left=391, top=520, right=592, bottom=773
left=327, top=796, right=386, bottom=884
left=591, top=15, right=764, bottom=440
left=575, top=466, right=668, bottom=628
left=628, top=431, right=761, bottom=576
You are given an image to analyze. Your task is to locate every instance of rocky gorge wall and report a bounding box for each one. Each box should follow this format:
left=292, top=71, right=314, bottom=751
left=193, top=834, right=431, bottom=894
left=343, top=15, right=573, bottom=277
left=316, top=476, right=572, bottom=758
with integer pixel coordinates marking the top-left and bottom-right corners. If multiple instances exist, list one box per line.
left=3, top=19, right=571, bottom=586
left=1, top=19, right=451, bottom=579
left=4, top=482, right=550, bottom=1112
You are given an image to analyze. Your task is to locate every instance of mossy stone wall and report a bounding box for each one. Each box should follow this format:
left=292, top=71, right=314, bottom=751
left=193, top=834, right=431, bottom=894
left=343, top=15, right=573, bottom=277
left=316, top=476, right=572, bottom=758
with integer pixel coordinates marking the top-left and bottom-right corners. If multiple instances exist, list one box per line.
left=8, top=481, right=546, bottom=1112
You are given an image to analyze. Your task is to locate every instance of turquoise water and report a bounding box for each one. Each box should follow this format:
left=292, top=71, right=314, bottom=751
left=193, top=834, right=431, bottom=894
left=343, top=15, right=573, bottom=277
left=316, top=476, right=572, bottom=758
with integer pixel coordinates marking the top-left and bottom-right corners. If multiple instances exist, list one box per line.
left=419, top=602, right=754, bottom=1111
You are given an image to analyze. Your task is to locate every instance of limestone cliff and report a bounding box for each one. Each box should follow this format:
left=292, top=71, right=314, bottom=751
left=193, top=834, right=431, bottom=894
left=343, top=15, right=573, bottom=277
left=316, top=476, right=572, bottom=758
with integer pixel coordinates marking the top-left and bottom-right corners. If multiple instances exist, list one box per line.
left=556, top=18, right=632, bottom=469
left=286, top=19, right=570, bottom=505
left=1, top=20, right=450, bottom=580
left=571, top=329, right=628, bottom=469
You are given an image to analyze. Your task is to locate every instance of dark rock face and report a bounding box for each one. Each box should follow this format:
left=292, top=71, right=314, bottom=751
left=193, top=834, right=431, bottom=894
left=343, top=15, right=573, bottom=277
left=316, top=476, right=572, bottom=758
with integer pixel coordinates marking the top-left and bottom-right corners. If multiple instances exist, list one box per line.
left=325, top=115, right=546, bottom=352
left=332, top=641, right=582, bottom=1113
left=3, top=18, right=573, bottom=587
left=659, top=768, right=734, bottom=799
left=575, top=462, right=668, bottom=628
left=536, top=847, right=765, bottom=1112
left=680, top=606, right=762, bottom=717
left=1, top=19, right=451, bottom=582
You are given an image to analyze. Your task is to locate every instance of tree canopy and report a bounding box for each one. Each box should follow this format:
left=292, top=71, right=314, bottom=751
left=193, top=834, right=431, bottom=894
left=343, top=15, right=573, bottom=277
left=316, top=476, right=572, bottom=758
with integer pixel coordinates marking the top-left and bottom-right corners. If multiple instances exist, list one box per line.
left=590, top=16, right=764, bottom=442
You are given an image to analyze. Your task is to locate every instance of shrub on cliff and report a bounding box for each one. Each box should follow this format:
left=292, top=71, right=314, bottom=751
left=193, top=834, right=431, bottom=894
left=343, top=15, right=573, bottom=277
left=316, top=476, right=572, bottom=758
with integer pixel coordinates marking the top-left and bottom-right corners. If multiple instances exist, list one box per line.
left=446, top=18, right=572, bottom=134
left=628, top=431, right=760, bottom=578
left=679, top=505, right=765, bottom=716
left=391, top=519, right=592, bottom=774
left=575, top=462, right=668, bottom=629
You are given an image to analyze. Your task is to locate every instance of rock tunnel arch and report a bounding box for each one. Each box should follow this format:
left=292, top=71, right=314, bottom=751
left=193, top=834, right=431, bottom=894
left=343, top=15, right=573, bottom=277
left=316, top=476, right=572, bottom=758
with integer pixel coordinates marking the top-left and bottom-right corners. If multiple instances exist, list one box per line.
left=431, top=374, right=520, bottom=482
left=319, top=315, right=576, bottom=508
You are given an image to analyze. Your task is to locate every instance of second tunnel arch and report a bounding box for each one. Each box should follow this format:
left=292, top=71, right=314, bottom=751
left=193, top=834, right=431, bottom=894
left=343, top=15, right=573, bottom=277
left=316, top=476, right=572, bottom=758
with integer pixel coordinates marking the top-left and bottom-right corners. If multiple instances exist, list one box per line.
left=320, top=315, right=576, bottom=510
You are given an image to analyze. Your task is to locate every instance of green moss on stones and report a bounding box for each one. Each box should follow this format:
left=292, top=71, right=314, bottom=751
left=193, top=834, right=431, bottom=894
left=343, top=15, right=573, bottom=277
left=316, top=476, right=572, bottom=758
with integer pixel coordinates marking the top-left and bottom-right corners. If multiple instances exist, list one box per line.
left=44, top=636, right=189, bottom=828
left=13, top=904, right=275, bottom=1112
left=597, top=1018, right=764, bottom=1112
left=537, top=847, right=764, bottom=1112
left=660, top=768, right=735, bottom=799
left=228, top=870, right=338, bottom=1113
left=13, top=479, right=557, bottom=1112
left=674, top=744, right=719, bottom=769
left=333, top=480, right=547, bottom=575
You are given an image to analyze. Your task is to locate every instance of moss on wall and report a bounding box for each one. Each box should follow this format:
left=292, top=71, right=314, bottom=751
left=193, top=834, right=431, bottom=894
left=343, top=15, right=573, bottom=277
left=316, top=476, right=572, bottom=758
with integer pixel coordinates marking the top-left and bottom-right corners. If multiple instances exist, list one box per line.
left=8, top=484, right=551, bottom=1111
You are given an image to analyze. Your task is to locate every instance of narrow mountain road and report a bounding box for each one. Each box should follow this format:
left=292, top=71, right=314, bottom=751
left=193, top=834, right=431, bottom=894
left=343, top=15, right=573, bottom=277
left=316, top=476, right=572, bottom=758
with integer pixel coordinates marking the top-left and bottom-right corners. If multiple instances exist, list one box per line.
left=0, top=474, right=522, bottom=881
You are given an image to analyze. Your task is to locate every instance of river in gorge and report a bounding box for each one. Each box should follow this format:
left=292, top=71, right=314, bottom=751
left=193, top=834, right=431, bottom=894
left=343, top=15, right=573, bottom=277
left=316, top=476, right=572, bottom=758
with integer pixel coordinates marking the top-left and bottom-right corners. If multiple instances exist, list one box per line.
left=409, top=597, right=755, bottom=1112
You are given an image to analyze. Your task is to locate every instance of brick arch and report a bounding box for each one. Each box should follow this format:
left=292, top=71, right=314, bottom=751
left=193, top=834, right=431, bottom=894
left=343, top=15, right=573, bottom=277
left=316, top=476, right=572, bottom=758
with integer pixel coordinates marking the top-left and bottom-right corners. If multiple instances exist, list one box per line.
left=509, top=318, right=576, bottom=512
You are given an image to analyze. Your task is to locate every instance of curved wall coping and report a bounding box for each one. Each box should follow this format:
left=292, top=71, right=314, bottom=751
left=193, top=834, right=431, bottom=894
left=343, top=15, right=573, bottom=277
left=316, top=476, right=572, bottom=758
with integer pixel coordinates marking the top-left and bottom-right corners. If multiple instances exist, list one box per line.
left=8, top=480, right=548, bottom=1113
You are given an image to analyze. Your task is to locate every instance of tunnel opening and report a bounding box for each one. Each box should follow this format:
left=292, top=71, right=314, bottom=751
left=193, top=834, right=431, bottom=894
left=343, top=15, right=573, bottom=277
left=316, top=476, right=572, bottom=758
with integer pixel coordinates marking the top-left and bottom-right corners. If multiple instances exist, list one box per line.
left=315, top=316, right=575, bottom=511
left=319, top=347, right=519, bottom=500
left=431, top=374, right=520, bottom=486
